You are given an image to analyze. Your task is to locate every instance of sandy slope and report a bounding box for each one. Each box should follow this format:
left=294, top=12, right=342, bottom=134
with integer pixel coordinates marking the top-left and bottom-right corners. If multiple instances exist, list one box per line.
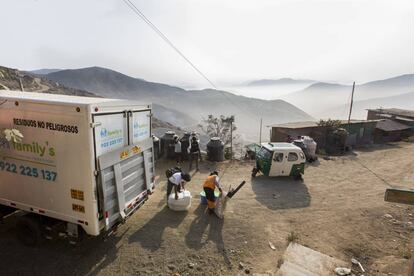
left=0, top=142, right=413, bottom=275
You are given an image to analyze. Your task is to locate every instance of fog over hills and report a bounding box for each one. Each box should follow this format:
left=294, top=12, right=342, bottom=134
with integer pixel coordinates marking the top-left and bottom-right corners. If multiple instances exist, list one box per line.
left=361, top=74, right=414, bottom=88
left=247, top=78, right=315, bottom=87
left=41, top=66, right=414, bottom=138
left=323, top=90, right=414, bottom=119
left=43, top=67, right=313, bottom=141
left=279, top=74, right=414, bottom=119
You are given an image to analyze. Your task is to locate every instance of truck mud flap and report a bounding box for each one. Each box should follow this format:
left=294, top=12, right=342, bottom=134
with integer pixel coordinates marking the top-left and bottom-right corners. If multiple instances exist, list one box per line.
left=105, top=195, right=148, bottom=236
left=98, top=138, right=155, bottom=231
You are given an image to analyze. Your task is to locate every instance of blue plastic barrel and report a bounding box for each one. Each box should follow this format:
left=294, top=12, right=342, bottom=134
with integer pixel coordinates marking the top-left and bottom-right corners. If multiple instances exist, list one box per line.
left=199, top=190, right=220, bottom=205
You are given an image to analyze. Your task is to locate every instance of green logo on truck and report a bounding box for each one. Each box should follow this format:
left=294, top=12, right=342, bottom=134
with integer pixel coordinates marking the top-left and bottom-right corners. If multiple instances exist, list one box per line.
left=11, top=141, right=55, bottom=157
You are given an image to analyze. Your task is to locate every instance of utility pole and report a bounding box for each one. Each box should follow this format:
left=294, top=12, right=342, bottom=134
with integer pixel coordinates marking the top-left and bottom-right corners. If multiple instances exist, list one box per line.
left=259, top=118, right=262, bottom=144
left=19, top=78, right=24, bottom=92
left=230, top=119, right=233, bottom=160
left=222, top=116, right=235, bottom=160
left=347, top=81, right=355, bottom=130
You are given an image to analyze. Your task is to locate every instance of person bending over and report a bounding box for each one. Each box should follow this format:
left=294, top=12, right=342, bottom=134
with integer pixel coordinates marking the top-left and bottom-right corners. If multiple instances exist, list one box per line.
left=167, top=171, right=191, bottom=200
left=203, top=171, right=222, bottom=214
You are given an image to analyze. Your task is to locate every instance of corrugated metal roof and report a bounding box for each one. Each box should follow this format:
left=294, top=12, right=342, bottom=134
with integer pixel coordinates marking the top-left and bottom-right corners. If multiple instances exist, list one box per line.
left=368, top=108, right=414, bottom=119
left=269, top=120, right=378, bottom=129
left=245, top=143, right=261, bottom=152
left=268, top=121, right=318, bottom=128
left=376, top=119, right=411, bottom=132
left=395, top=117, right=414, bottom=122
left=262, top=142, right=301, bottom=151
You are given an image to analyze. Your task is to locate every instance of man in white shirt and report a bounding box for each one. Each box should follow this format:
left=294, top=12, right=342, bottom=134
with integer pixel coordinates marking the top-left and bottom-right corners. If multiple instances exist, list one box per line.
left=167, top=171, right=191, bottom=200
left=173, top=135, right=182, bottom=164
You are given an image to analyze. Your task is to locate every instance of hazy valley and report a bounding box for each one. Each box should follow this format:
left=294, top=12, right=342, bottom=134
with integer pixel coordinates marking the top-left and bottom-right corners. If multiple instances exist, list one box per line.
left=3, top=65, right=414, bottom=143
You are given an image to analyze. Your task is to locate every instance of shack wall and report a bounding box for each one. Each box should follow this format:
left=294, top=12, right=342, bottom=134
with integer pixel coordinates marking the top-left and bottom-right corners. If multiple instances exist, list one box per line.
left=374, top=129, right=411, bottom=143
left=271, top=121, right=377, bottom=149
left=271, top=126, right=327, bottom=148
left=344, top=122, right=376, bottom=146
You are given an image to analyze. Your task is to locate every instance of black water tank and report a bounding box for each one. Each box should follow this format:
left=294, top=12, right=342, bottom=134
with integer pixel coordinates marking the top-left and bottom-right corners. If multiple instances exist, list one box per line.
left=180, top=132, right=191, bottom=160
left=207, top=137, right=224, bottom=162
left=152, top=135, right=161, bottom=160
left=161, top=131, right=176, bottom=159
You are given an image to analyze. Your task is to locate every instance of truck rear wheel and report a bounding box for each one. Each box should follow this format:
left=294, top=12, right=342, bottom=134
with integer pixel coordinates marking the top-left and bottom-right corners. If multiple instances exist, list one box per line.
left=0, top=206, right=16, bottom=221
left=16, top=215, right=44, bottom=247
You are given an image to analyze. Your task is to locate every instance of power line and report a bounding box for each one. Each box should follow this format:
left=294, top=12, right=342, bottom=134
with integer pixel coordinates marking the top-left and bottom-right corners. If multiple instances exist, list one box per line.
left=354, top=158, right=397, bottom=189
left=121, top=0, right=260, bottom=118
left=122, top=0, right=217, bottom=89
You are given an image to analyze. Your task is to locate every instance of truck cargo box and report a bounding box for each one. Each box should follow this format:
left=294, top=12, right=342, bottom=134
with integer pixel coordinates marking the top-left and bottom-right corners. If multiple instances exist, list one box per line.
left=0, top=91, right=155, bottom=236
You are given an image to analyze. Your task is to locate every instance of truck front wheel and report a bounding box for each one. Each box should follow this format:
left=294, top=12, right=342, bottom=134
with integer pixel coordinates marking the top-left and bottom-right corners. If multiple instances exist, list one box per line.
left=16, top=215, right=44, bottom=247
left=252, top=168, right=258, bottom=178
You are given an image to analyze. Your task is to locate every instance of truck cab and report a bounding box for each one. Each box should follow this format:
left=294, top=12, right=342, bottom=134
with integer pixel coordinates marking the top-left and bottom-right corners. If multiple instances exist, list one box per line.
left=252, top=143, right=306, bottom=179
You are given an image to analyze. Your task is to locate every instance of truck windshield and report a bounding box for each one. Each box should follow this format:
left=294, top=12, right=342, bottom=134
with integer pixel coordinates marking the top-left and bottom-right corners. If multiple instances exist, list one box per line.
left=257, top=147, right=272, bottom=161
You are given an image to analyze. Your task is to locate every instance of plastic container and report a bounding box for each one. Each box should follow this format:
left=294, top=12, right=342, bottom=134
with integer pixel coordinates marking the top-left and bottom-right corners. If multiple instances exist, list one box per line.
left=302, top=136, right=317, bottom=159
left=168, top=190, right=192, bottom=211
left=293, top=136, right=318, bottom=161
left=180, top=132, right=191, bottom=160
left=152, top=135, right=161, bottom=160
left=160, top=131, right=176, bottom=159
left=206, top=137, right=224, bottom=162
left=199, top=190, right=220, bottom=205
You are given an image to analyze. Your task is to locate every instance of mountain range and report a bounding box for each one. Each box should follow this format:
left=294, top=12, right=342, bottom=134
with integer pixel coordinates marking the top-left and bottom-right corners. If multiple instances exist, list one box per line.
left=29, top=68, right=62, bottom=75
left=279, top=74, right=414, bottom=119
left=322, top=90, right=414, bottom=119
left=0, top=66, right=94, bottom=97
left=247, top=78, right=314, bottom=87
left=6, top=64, right=413, bottom=139
left=0, top=66, right=185, bottom=134
left=42, top=67, right=313, bottom=141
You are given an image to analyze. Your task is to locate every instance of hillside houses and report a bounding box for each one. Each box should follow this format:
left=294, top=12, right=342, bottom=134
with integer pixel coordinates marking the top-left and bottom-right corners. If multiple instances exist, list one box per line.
left=269, top=120, right=378, bottom=150
left=269, top=108, right=414, bottom=151
left=367, top=108, right=414, bottom=143
left=367, top=108, right=414, bottom=129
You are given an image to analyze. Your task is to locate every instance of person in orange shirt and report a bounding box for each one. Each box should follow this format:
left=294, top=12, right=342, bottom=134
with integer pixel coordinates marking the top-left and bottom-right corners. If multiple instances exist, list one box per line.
left=203, top=171, right=223, bottom=215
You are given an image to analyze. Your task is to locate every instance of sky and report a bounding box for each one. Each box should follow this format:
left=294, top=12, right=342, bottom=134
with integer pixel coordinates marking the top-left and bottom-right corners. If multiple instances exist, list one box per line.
left=2, top=0, right=414, bottom=88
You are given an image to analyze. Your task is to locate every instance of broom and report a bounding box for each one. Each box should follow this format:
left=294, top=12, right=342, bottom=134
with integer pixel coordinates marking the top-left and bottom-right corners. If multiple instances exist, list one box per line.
left=214, top=181, right=246, bottom=219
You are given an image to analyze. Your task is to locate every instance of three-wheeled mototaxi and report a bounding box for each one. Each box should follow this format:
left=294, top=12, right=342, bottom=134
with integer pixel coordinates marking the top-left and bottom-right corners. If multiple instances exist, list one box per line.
left=251, top=142, right=306, bottom=180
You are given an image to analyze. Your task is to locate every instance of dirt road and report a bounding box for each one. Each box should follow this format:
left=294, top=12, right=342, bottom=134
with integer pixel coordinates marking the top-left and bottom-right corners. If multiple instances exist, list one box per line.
left=0, top=142, right=413, bottom=275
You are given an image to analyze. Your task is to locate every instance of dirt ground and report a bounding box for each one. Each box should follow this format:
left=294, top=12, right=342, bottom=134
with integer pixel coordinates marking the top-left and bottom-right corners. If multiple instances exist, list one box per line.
left=0, top=142, right=413, bottom=276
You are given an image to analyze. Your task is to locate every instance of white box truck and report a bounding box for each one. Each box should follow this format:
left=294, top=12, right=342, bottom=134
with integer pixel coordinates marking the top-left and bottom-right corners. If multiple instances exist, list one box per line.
left=0, top=91, right=155, bottom=245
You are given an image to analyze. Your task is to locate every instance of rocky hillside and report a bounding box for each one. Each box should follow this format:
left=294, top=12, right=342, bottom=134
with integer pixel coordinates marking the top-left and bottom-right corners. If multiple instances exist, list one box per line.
left=0, top=66, right=94, bottom=96
left=0, top=66, right=183, bottom=136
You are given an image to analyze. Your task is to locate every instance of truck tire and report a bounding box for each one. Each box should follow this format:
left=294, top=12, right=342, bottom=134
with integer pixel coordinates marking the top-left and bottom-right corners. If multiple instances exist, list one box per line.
left=294, top=174, right=303, bottom=181
left=251, top=168, right=258, bottom=178
left=16, top=216, right=44, bottom=247
left=0, top=206, right=15, bottom=221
